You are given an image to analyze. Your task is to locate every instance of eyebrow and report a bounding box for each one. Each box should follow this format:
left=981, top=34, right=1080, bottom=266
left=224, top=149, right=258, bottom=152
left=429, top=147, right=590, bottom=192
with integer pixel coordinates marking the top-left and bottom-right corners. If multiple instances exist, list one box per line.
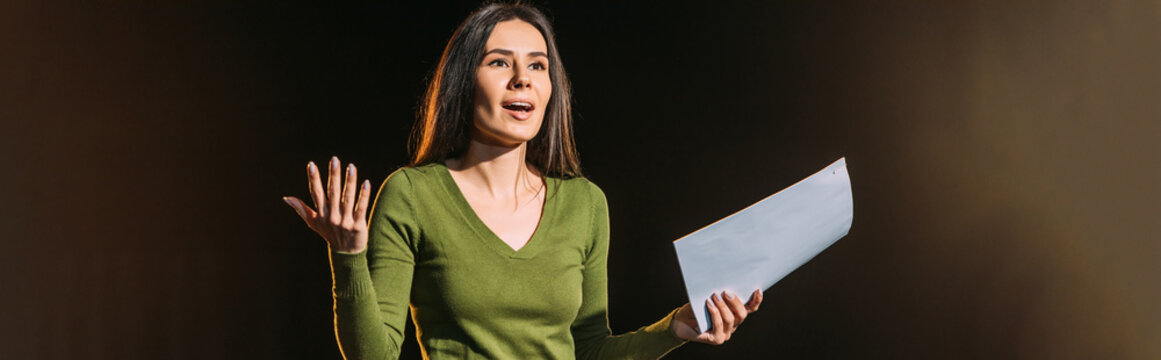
left=484, top=48, right=549, bottom=59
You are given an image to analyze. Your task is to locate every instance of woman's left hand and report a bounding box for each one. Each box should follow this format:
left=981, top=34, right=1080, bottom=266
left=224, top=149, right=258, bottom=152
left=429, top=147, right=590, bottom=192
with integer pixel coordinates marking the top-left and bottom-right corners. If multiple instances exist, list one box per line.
left=670, top=289, right=763, bottom=345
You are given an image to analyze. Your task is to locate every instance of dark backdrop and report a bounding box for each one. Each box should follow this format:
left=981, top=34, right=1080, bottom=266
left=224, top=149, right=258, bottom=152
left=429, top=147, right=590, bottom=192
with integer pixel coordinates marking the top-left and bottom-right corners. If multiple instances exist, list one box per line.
left=3, top=1, right=1158, bottom=359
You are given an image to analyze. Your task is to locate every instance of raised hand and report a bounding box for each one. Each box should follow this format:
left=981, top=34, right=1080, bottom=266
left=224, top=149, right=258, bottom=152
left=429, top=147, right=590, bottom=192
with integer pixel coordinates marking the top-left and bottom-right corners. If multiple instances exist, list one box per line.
left=282, top=156, right=372, bottom=254
left=670, top=289, right=763, bottom=345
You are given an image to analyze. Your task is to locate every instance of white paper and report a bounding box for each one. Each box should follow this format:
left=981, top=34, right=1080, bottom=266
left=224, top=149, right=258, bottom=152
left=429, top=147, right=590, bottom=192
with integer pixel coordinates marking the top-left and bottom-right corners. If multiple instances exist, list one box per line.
left=673, top=158, right=853, bottom=333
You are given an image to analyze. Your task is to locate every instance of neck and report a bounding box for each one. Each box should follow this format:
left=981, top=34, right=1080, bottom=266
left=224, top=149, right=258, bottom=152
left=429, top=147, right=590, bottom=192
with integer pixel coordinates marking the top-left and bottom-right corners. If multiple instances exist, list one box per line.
left=448, top=138, right=541, bottom=200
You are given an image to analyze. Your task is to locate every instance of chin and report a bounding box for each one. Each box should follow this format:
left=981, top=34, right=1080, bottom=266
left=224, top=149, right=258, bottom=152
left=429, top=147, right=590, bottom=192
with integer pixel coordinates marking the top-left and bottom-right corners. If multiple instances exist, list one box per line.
left=475, top=127, right=540, bottom=147
left=500, top=131, right=540, bottom=146
left=476, top=117, right=543, bottom=146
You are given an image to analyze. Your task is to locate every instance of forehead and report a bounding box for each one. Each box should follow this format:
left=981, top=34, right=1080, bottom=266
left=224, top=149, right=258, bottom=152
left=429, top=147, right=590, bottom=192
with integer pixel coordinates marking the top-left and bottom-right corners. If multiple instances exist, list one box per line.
left=485, top=20, right=548, bottom=54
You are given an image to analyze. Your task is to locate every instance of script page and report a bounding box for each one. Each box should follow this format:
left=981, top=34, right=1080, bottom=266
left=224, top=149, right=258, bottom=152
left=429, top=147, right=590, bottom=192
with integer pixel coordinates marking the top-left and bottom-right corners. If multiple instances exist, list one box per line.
left=674, top=158, right=853, bottom=333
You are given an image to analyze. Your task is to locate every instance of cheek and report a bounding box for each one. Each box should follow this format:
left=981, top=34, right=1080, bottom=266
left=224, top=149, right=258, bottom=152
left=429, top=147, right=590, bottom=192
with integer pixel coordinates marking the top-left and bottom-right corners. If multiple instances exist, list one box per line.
left=537, top=78, right=552, bottom=111
left=474, top=73, right=504, bottom=112
left=474, top=89, right=489, bottom=113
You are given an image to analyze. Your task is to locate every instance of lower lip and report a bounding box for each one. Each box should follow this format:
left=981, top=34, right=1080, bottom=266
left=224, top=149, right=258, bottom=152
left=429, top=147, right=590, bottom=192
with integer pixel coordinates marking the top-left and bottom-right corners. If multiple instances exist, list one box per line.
left=504, top=108, right=532, bottom=120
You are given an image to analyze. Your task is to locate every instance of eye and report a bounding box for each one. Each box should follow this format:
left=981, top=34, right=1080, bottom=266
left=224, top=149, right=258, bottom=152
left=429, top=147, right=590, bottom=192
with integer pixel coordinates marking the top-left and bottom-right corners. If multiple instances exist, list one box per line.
left=487, top=59, right=509, bottom=67
left=529, top=61, right=547, bottom=71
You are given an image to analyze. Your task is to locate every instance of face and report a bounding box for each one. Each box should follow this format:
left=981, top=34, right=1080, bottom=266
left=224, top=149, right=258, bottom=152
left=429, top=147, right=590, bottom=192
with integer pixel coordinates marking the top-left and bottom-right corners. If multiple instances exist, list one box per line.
left=472, top=19, right=552, bottom=147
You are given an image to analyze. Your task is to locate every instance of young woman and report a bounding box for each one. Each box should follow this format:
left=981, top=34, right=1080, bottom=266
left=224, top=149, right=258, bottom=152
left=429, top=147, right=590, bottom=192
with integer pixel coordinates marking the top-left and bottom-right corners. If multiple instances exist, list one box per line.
left=283, top=3, right=761, bottom=359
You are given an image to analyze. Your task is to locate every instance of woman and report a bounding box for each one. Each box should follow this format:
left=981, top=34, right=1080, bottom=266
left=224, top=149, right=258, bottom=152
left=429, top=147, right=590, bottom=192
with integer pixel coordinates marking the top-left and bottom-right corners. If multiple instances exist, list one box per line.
left=283, top=3, right=762, bottom=359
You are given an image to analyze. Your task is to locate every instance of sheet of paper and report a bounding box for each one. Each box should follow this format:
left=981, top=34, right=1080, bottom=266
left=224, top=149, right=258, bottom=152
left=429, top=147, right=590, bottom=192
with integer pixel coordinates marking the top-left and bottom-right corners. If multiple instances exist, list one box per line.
left=673, top=158, right=853, bottom=333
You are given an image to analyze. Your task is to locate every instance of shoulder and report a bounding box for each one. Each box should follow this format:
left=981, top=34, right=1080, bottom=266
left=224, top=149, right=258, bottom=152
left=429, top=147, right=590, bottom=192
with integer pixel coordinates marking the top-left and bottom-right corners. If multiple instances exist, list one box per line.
left=372, top=163, right=450, bottom=217
left=381, top=162, right=445, bottom=191
left=373, top=164, right=446, bottom=210
left=553, top=176, right=608, bottom=210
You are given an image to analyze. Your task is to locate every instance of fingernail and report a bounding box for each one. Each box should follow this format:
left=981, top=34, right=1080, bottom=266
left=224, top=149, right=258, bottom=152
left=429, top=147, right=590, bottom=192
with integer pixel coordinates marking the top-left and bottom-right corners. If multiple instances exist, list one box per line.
left=724, top=292, right=732, bottom=300
left=347, top=163, right=353, bottom=175
left=308, top=162, right=316, bottom=172
left=363, top=180, right=370, bottom=188
left=331, top=156, right=339, bottom=167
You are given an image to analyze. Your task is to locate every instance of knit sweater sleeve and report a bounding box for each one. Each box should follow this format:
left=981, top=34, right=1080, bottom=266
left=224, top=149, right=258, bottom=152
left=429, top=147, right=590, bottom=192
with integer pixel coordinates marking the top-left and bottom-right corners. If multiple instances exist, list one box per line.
left=572, top=182, right=688, bottom=360
left=328, top=169, right=419, bottom=360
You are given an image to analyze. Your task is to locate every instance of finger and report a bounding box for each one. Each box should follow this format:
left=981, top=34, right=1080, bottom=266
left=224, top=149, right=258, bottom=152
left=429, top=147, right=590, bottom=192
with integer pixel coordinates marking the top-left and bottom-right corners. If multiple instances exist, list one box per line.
left=707, top=297, right=727, bottom=344
left=714, top=293, right=736, bottom=333
left=283, top=196, right=318, bottom=224
left=695, top=331, right=715, bottom=344
left=745, top=289, right=763, bottom=312
left=723, top=291, right=749, bottom=324
left=327, top=156, right=341, bottom=224
left=341, top=163, right=357, bottom=221
left=307, top=162, right=326, bottom=217
left=354, top=180, right=371, bottom=226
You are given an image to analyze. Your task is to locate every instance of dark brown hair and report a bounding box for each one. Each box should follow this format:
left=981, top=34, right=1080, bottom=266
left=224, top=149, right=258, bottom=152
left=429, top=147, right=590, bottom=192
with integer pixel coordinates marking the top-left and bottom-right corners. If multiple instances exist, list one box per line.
left=408, top=2, right=582, bottom=179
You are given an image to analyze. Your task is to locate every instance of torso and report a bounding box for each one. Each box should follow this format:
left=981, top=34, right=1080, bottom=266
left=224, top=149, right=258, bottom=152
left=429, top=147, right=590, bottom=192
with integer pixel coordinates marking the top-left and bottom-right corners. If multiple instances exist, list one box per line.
left=395, top=163, right=602, bottom=358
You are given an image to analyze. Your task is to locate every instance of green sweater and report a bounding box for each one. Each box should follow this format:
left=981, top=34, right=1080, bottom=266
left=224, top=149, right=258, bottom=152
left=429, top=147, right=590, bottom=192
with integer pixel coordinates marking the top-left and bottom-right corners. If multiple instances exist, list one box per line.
left=329, top=163, right=688, bottom=359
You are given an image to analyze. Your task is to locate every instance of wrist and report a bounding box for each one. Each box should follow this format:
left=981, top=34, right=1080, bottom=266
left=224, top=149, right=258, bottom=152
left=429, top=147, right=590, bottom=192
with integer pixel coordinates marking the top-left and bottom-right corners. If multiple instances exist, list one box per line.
left=666, top=305, right=690, bottom=342
left=330, top=242, right=367, bottom=255
left=333, top=247, right=365, bottom=255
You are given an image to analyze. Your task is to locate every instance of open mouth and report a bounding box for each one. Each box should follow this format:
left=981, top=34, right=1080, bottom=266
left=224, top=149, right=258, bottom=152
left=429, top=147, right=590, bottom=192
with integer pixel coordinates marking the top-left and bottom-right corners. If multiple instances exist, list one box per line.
left=501, top=100, right=534, bottom=113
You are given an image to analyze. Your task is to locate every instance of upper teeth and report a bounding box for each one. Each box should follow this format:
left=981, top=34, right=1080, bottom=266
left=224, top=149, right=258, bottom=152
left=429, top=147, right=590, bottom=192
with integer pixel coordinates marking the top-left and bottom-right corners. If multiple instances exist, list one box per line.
left=510, top=102, right=531, bottom=108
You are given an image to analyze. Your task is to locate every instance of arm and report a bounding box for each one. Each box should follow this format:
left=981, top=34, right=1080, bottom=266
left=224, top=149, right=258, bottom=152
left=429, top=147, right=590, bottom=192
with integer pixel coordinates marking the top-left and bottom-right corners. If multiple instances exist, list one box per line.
left=571, top=184, right=688, bottom=360
left=284, top=158, right=416, bottom=360
left=330, top=169, right=418, bottom=360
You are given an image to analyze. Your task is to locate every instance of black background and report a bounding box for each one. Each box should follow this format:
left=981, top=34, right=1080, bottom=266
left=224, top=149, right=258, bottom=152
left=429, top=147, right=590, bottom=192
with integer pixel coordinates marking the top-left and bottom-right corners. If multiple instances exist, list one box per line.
left=3, top=1, right=1159, bottom=359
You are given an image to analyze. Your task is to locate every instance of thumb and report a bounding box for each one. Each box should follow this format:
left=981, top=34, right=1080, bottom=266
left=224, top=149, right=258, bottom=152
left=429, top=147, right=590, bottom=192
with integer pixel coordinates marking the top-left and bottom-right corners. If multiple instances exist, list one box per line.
left=283, top=196, right=316, bottom=221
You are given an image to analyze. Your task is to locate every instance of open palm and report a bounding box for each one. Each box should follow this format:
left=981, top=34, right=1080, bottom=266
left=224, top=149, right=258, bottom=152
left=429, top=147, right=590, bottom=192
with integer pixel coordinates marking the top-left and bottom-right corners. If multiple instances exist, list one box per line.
left=282, top=156, right=373, bottom=254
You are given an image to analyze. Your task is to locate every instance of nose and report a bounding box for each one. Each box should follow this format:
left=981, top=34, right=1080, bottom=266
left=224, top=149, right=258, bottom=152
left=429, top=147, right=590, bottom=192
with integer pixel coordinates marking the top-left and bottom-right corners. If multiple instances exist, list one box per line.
left=509, top=66, right=531, bottom=90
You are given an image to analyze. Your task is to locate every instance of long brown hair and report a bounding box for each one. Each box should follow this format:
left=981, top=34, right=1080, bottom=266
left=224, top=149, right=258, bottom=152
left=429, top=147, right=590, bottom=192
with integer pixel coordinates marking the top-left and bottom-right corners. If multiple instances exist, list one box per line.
left=408, top=2, right=583, bottom=179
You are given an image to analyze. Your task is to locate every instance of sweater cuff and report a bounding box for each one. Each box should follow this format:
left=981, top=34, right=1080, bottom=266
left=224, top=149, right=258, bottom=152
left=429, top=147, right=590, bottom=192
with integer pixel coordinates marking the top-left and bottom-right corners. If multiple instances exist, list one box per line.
left=329, top=249, right=374, bottom=300
left=642, top=307, right=689, bottom=354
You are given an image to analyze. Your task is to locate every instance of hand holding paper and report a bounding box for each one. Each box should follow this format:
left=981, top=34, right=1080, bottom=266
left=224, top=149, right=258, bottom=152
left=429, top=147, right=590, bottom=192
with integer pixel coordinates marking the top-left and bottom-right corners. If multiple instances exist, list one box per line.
left=670, top=289, right=764, bottom=344
left=673, top=158, right=853, bottom=334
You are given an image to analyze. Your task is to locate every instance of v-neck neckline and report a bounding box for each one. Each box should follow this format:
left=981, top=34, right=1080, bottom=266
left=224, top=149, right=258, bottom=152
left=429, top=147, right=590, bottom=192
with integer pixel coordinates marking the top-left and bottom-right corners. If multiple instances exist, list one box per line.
left=436, top=162, right=554, bottom=259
